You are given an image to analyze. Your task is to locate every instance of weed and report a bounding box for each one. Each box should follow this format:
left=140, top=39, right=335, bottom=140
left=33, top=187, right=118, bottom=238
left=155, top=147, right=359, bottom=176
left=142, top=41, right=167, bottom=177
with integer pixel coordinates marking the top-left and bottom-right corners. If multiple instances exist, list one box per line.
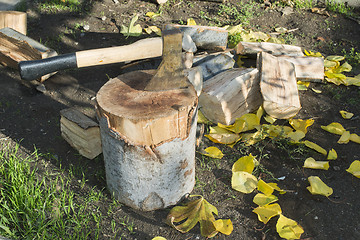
left=38, top=0, right=81, bottom=13
left=293, top=0, right=314, bottom=9
left=326, top=0, right=355, bottom=17
left=342, top=48, right=360, bottom=68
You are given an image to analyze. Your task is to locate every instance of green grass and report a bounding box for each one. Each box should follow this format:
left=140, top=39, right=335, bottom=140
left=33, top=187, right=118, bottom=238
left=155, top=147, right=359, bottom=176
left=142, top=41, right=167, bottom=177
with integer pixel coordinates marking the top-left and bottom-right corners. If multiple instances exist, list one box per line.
left=38, top=0, right=81, bottom=13
left=0, top=143, right=104, bottom=239
left=325, top=0, right=355, bottom=16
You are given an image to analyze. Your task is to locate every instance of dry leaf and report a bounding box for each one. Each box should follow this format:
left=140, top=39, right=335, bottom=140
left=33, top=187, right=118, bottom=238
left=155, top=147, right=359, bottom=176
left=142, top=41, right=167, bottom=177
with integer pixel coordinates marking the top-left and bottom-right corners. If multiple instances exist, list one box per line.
left=350, top=133, right=360, bottom=144
left=287, top=130, right=306, bottom=143
left=339, top=110, right=354, bottom=119
left=321, top=122, right=346, bottom=135
left=120, top=15, right=143, bottom=38
left=264, top=115, right=277, bottom=124
left=312, top=88, right=322, bottom=93
left=232, top=154, right=257, bottom=173
left=297, top=81, right=310, bottom=91
left=303, top=157, right=329, bottom=170
left=257, top=179, right=274, bottom=196
left=144, top=26, right=162, bottom=36
left=205, top=126, right=240, bottom=145
left=146, top=12, right=161, bottom=19
left=152, top=237, right=166, bottom=240
left=303, top=140, right=327, bottom=155
left=337, top=131, right=351, bottom=144
left=327, top=149, right=338, bottom=160
left=187, top=18, right=196, bottom=25
left=232, top=171, right=258, bottom=194
left=304, top=49, right=323, bottom=57
left=253, top=203, right=282, bottom=224
left=198, top=110, right=212, bottom=125
left=253, top=193, right=278, bottom=206
left=346, top=160, right=360, bottom=178
left=267, top=183, right=286, bottom=194
left=307, top=176, right=333, bottom=197
left=276, top=214, right=304, bottom=240
left=289, top=118, right=314, bottom=134
left=202, top=147, right=224, bottom=159
left=213, top=219, right=233, bottom=235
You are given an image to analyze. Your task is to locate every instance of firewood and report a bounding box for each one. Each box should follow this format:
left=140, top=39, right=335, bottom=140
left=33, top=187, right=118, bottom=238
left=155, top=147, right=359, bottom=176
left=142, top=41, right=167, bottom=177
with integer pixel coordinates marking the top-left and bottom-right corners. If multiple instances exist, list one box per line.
left=258, top=52, right=301, bottom=119
left=0, top=11, right=27, bottom=35
left=199, top=68, right=262, bottom=125
left=236, top=41, right=304, bottom=57
left=0, top=27, right=57, bottom=81
left=60, top=108, right=102, bottom=160
left=278, top=55, right=324, bottom=82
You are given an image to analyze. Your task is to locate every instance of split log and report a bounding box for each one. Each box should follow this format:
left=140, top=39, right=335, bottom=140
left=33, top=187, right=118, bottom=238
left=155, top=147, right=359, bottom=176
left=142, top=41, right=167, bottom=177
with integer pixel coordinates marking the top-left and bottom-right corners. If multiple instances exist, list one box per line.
left=0, top=11, right=27, bottom=35
left=96, top=70, right=198, bottom=211
left=236, top=41, right=304, bottom=57
left=258, top=52, right=301, bottom=119
left=199, top=68, right=262, bottom=125
left=184, top=66, right=203, bottom=96
left=0, top=27, right=57, bottom=81
left=60, top=108, right=102, bottom=160
left=278, top=55, right=324, bottom=82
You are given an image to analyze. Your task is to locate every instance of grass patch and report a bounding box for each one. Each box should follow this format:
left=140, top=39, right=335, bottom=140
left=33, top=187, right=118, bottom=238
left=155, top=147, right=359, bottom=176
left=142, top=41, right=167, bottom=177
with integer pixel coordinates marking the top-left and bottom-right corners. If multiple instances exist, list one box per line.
left=38, top=0, right=81, bottom=13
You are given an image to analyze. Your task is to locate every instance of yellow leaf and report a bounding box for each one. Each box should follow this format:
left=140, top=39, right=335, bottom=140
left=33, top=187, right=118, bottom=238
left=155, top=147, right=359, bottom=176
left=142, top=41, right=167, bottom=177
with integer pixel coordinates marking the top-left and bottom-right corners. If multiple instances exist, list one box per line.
left=287, top=130, right=306, bottom=143
left=345, top=75, right=360, bottom=86
left=213, top=219, right=233, bottom=235
left=144, top=26, right=162, bottom=36
left=253, top=193, right=278, bottom=206
left=120, top=15, right=143, bottom=38
left=311, top=88, right=322, bottom=93
left=321, top=122, right=346, bottom=135
left=324, top=59, right=337, bottom=68
left=218, top=121, right=245, bottom=134
left=267, top=183, right=286, bottom=194
left=253, top=203, right=282, bottom=224
left=289, top=118, right=314, bottom=134
left=166, top=195, right=218, bottom=237
left=297, top=81, right=310, bottom=91
left=350, top=133, right=360, bottom=144
left=256, top=105, right=264, bottom=121
left=264, top=125, right=293, bottom=139
left=303, top=157, right=329, bottom=170
left=257, top=179, right=274, bottom=196
left=276, top=214, right=304, bottom=240
left=202, top=147, right=223, bottom=159
left=187, top=18, right=196, bottom=25
left=232, top=154, right=256, bottom=173
left=223, top=24, right=244, bottom=35
left=307, top=176, right=333, bottom=197
left=346, top=160, right=360, bottom=178
left=198, top=110, right=212, bottom=125
left=205, top=126, right=240, bottom=145
left=303, top=140, right=327, bottom=155
left=152, top=237, right=166, bottom=240
left=146, top=12, right=161, bottom=19
left=238, top=113, right=260, bottom=132
left=264, top=115, right=277, bottom=124
left=241, top=130, right=265, bottom=146
left=337, top=131, right=351, bottom=144
left=326, top=55, right=345, bottom=61
left=232, top=171, right=258, bottom=194
left=339, top=110, right=354, bottom=119
left=327, top=149, right=337, bottom=160
left=304, top=49, right=323, bottom=57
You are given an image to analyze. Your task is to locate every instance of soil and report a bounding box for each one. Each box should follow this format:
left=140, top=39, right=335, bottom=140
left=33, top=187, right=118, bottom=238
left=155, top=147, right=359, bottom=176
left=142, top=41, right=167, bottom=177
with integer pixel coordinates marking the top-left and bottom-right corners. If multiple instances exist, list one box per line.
left=0, top=0, right=360, bottom=239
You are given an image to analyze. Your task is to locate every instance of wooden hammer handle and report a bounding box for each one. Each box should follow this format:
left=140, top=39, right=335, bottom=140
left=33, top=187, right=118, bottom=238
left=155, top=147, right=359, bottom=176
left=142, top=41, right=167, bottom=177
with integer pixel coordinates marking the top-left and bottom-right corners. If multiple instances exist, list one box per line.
left=19, top=37, right=163, bottom=81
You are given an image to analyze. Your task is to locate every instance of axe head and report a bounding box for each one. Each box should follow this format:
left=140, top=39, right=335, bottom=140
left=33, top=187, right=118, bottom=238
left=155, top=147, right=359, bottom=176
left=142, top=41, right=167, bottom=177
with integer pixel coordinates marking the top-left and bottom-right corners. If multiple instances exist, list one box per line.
left=144, top=28, right=191, bottom=91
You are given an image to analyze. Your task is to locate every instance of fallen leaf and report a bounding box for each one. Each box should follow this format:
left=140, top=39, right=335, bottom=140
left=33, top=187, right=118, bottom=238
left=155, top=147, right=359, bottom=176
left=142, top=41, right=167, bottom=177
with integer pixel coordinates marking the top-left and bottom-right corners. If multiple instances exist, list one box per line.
left=253, top=203, right=282, bottom=224
left=232, top=154, right=257, bottom=173
left=253, top=193, right=278, bottom=206
left=346, top=160, right=360, bottom=178
left=304, top=49, right=323, bottom=57
left=198, top=110, right=212, bottom=125
left=289, top=118, right=314, bottom=134
left=166, top=195, right=218, bottom=237
left=307, top=176, right=333, bottom=197
left=311, top=88, right=322, bottom=93
left=187, top=18, right=196, bottom=25
left=321, top=122, right=346, bottom=135
left=345, top=74, right=360, bottom=86
left=339, top=110, right=354, bottom=119
left=276, top=214, right=304, bottom=240
left=350, top=133, right=360, bottom=144
left=152, top=237, right=167, bottom=240
left=256, top=105, right=264, bottom=121
left=326, top=55, right=345, bottom=61
left=324, top=59, right=337, bottom=68
left=257, top=179, right=274, bottom=196
left=267, top=183, right=286, bottom=194
left=327, top=149, right=338, bottom=160
left=275, top=27, right=288, bottom=33
left=120, top=15, right=143, bottom=38
left=316, top=36, right=325, bottom=42
left=146, top=12, right=161, bottom=19
left=264, top=115, right=277, bottom=124
left=303, top=157, right=329, bottom=170
left=232, top=171, right=258, bottom=194
left=337, top=131, right=351, bottom=144
left=205, top=126, right=240, bottom=145
left=144, top=26, right=162, bottom=36
left=303, top=140, right=327, bottom=155
left=202, top=147, right=223, bottom=159
left=297, top=81, right=310, bottom=90
left=213, top=219, right=233, bottom=235
left=287, top=130, right=306, bottom=143
left=241, top=130, right=265, bottom=146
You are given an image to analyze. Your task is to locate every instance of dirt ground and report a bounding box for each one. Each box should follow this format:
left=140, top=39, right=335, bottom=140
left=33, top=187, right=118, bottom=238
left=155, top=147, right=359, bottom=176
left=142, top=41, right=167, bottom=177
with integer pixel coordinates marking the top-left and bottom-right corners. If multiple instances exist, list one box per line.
left=0, top=0, right=360, bottom=239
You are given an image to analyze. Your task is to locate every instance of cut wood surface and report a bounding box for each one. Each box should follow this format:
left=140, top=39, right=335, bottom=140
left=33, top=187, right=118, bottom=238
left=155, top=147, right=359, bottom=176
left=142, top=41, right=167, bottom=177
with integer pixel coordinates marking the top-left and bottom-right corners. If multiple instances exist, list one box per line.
left=0, top=27, right=57, bottom=81
left=96, top=69, right=198, bottom=147
left=236, top=41, right=304, bottom=57
left=278, top=55, right=324, bottom=82
left=199, top=68, right=262, bottom=125
left=184, top=66, right=203, bottom=96
left=258, top=52, right=301, bottom=119
left=0, top=11, right=27, bottom=35
left=60, top=108, right=102, bottom=159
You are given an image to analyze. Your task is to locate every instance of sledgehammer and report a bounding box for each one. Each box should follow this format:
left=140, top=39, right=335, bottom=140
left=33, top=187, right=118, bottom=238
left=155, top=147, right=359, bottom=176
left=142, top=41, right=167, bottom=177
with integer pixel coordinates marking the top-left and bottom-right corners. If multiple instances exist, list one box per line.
left=19, top=25, right=228, bottom=81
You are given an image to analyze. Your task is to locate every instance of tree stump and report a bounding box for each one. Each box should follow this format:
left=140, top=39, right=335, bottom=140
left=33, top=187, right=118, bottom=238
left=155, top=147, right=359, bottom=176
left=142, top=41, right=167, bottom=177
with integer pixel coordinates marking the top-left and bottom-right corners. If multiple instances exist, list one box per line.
left=96, top=69, right=198, bottom=211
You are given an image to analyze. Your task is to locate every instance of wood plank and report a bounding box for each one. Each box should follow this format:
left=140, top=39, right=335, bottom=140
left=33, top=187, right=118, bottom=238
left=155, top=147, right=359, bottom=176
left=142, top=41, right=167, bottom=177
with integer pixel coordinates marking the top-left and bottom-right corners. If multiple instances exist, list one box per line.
left=236, top=41, right=304, bottom=57
left=199, top=68, right=262, bottom=125
left=258, top=52, right=301, bottom=119
left=0, top=11, right=27, bottom=35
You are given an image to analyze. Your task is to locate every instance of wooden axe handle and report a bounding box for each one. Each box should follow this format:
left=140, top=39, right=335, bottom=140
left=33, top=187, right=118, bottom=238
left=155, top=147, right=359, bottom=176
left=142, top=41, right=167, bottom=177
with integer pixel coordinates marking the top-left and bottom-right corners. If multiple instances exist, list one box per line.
left=19, top=37, right=163, bottom=81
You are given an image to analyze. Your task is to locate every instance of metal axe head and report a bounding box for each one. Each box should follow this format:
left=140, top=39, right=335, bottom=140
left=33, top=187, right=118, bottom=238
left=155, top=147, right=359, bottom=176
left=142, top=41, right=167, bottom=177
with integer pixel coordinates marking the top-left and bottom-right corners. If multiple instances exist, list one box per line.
left=144, top=28, right=191, bottom=91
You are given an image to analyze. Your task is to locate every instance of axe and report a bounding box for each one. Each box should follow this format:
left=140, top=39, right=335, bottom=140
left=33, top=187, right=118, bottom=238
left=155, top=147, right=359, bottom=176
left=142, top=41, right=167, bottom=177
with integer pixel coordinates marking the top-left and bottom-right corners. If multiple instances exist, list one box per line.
left=18, top=25, right=228, bottom=81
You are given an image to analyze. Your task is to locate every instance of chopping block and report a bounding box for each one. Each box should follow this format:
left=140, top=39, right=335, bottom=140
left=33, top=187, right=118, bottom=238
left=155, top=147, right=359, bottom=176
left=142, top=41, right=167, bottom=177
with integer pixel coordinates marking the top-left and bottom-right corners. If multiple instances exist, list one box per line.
left=96, top=29, right=198, bottom=211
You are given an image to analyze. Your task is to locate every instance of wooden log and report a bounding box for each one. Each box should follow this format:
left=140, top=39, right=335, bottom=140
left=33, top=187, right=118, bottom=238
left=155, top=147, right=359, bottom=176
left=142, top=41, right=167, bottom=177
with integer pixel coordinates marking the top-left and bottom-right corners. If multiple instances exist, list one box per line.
left=96, top=69, right=198, bottom=211
left=60, top=108, right=102, bottom=160
left=258, top=52, right=301, bottom=119
left=184, top=66, right=203, bottom=96
left=199, top=68, right=262, bottom=125
left=0, top=27, right=57, bottom=81
left=236, top=41, right=304, bottom=57
left=278, top=55, right=324, bottom=82
left=0, top=11, right=27, bottom=35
